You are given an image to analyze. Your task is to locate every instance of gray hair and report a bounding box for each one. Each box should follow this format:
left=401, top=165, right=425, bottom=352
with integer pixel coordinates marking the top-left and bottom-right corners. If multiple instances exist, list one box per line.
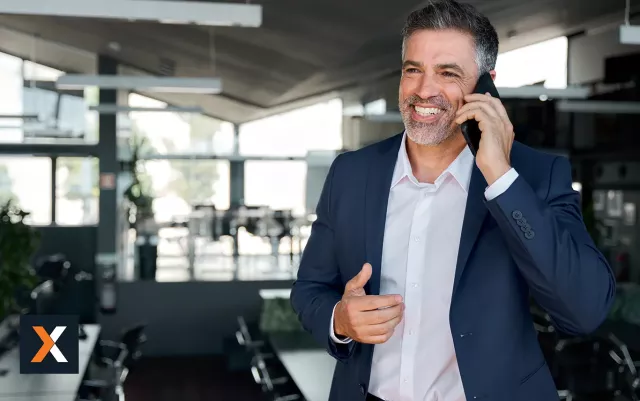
left=401, top=0, right=499, bottom=76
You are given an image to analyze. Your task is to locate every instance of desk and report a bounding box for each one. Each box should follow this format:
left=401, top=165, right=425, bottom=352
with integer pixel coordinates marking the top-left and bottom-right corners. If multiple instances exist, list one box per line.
left=270, top=333, right=335, bottom=401
left=0, top=323, right=101, bottom=399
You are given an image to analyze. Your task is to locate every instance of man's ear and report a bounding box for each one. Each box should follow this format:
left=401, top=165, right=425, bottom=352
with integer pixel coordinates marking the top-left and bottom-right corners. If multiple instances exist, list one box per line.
left=489, top=70, right=497, bottom=81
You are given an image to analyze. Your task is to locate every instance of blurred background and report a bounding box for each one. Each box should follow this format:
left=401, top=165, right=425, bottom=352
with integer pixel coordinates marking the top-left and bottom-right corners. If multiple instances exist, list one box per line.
left=0, top=0, right=639, bottom=400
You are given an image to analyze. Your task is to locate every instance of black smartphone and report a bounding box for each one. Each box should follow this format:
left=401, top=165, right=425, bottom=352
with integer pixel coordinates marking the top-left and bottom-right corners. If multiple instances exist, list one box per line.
left=461, top=72, right=500, bottom=156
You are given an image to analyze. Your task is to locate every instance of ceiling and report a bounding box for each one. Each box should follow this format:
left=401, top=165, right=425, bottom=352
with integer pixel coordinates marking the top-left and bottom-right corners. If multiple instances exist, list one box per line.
left=0, top=0, right=638, bottom=123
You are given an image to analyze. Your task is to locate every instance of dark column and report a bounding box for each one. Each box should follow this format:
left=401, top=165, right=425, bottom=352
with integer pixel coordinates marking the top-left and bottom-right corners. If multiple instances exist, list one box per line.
left=96, top=55, right=119, bottom=315
left=229, top=124, right=244, bottom=259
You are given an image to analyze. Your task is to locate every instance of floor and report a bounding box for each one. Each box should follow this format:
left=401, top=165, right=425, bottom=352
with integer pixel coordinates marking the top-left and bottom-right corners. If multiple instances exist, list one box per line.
left=119, top=227, right=303, bottom=282
left=124, top=356, right=264, bottom=401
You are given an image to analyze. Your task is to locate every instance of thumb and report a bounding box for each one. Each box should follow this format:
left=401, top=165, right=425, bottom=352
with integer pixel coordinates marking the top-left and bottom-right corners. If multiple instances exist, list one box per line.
left=345, top=263, right=372, bottom=293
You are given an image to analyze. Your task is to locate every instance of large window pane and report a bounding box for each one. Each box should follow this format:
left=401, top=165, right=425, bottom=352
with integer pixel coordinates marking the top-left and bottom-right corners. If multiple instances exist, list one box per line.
left=127, top=93, right=234, bottom=156
left=0, top=156, right=51, bottom=225
left=495, top=36, right=568, bottom=89
left=239, top=98, right=343, bottom=157
left=0, top=52, right=96, bottom=145
left=143, top=159, right=230, bottom=223
left=0, top=52, right=24, bottom=143
left=56, top=157, right=99, bottom=225
left=244, top=161, right=306, bottom=214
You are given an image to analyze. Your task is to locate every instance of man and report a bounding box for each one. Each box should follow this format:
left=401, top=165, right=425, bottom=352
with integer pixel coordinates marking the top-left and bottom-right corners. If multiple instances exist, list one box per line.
left=290, top=1, right=616, bottom=400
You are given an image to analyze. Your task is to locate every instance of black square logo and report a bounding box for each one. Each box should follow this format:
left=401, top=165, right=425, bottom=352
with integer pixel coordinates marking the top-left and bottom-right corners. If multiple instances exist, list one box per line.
left=19, top=315, right=79, bottom=374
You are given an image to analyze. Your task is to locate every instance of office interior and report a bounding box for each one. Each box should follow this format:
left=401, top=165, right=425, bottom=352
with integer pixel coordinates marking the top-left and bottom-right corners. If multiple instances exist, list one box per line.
left=0, top=1, right=639, bottom=400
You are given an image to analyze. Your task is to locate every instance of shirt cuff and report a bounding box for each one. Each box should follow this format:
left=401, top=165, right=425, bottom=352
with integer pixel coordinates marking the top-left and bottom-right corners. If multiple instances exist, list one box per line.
left=329, top=302, right=352, bottom=344
left=484, top=168, right=519, bottom=201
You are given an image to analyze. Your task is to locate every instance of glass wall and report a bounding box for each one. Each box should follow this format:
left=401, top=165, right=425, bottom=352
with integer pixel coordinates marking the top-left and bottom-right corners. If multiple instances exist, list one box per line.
left=0, top=52, right=97, bottom=145
left=239, top=98, right=342, bottom=157
left=0, top=156, right=52, bottom=225
left=126, top=93, right=234, bottom=157
left=56, top=157, right=99, bottom=225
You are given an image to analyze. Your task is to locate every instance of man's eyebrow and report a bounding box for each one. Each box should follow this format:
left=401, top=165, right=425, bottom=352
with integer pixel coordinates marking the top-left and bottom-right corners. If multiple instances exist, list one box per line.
left=435, top=63, right=465, bottom=75
left=402, top=60, right=423, bottom=69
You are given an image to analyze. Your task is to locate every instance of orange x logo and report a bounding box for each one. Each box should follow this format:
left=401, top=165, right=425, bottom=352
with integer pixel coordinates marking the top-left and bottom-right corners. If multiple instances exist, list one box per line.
left=31, top=326, right=68, bottom=363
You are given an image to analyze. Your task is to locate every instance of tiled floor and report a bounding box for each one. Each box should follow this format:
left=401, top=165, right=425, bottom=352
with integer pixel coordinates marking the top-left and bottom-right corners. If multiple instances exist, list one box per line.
left=118, top=227, right=304, bottom=282
left=120, top=254, right=301, bottom=282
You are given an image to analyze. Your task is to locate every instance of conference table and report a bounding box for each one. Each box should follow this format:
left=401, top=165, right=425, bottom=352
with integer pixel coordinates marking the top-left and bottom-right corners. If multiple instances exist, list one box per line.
left=269, top=332, right=336, bottom=401
left=259, top=289, right=337, bottom=401
left=0, top=316, right=101, bottom=401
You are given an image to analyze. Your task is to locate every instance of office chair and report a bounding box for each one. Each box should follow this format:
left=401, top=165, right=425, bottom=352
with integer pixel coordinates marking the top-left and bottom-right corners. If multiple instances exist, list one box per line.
left=79, top=324, right=147, bottom=401
left=35, top=253, right=71, bottom=292
left=236, top=316, right=274, bottom=359
left=30, top=280, right=57, bottom=315
left=251, top=352, right=301, bottom=401
left=95, top=323, right=147, bottom=373
left=78, top=346, right=128, bottom=401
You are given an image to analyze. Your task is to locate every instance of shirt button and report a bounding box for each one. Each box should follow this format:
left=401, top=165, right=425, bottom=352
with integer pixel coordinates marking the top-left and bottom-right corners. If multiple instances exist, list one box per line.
left=414, top=236, right=420, bottom=242
left=413, top=283, right=419, bottom=288
left=404, top=378, right=409, bottom=383
left=409, top=329, right=414, bottom=335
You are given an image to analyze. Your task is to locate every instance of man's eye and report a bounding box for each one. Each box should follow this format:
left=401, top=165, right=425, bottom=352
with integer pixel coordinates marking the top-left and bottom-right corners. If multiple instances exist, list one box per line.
left=405, top=68, right=420, bottom=73
left=442, top=71, right=458, bottom=77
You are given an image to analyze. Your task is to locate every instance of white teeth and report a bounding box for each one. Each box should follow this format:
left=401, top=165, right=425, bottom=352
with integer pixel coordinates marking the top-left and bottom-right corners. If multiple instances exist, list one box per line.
left=414, top=106, right=442, bottom=116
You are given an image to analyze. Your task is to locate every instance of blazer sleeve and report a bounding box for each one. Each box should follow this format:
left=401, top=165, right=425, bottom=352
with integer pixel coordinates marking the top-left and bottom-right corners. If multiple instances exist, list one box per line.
left=290, top=154, right=356, bottom=361
left=484, top=156, right=616, bottom=335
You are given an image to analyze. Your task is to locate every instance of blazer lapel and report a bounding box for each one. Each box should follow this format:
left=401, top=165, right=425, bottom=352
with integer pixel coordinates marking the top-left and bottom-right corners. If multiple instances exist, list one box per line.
left=452, top=164, right=489, bottom=297
left=364, top=134, right=403, bottom=296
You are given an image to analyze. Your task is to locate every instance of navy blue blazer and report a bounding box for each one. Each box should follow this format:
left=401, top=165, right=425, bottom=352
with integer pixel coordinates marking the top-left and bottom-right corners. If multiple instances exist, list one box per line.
left=290, top=133, right=616, bottom=401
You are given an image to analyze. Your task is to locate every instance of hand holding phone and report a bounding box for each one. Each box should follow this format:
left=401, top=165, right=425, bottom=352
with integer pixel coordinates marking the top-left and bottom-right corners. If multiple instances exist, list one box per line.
left=460, top=72, right=500, bottom=156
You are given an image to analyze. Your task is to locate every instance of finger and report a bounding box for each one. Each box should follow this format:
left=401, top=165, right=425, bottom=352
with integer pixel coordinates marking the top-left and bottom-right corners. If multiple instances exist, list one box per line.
left=456, top=101, right=499, bottom=122
left=345, top=263, right=372, bottom=293
left=363, top=332, right=395, bottom=344
left=362, top=303, right=404, bottom=324
left=483, top=92, right=511, bottom=127
left=362, top=314, right=403, bottom=336
left=356, top=294, right=403, bottom=311
left=463, top=93, right=496, bottom=103
left=454, top=107, right=491, bottom=126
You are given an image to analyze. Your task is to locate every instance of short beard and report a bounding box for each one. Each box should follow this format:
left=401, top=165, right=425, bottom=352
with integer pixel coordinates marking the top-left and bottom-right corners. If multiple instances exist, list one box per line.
left=400, top=94, right=456, bottom=146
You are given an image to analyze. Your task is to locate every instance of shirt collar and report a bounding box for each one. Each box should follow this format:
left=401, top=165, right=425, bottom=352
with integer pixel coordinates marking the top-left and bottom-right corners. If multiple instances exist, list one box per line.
left=390, top=132, right=474, bottom=192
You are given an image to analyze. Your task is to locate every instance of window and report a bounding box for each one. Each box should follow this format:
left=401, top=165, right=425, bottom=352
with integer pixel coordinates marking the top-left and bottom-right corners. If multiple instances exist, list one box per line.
left=55, top=157, right=99, bottom=225
left=494, top=36, right=568, bottom=89
left=0, top=52, right=24, bottom=143
left=239, top=98, right=343, bottom=157
left=142, top=159, right=230, bottom=223
left=0, top=51, right=96, bottom=144
left=244, top=161, right=307, bottom=214
left=0, top=156, right=52, bottom=225
left=127, top=93, right=234, bottom=156
left=22, top=60, right=64, bottom=82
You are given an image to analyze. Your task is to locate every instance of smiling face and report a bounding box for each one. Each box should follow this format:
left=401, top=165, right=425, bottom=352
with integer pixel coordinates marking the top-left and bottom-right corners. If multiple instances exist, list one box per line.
left=399, top=29, right=480, bottom=146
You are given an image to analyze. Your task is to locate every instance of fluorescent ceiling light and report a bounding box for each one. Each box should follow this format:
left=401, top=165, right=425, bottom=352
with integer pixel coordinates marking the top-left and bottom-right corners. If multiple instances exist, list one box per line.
left=56, top=75, right=222, bottom=94
left=0, top=114, right=39, bottom=120
left=620, top=25, right=640, bottom=45
left=556, top=100, right=640, bottom=114
left=0, top=0, right=262, bottom=27
left=89, top=105, right=204, bottom=113
left=23, top=128, right=81, bottom=138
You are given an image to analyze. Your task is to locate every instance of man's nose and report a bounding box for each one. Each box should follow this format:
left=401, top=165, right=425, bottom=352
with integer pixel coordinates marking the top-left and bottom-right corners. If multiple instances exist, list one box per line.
left=415, top=75, right=441, bottom=99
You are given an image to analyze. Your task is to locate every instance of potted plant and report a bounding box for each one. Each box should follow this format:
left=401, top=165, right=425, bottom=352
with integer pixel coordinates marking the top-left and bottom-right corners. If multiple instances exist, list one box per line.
left=123, top=133, right=155, bottom=231
left=122, top=132, right=158, bottom=280
left=0, top=200, right=41, bottom=320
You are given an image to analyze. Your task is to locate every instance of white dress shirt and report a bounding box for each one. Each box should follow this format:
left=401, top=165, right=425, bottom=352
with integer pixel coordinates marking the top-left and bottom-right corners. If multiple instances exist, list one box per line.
left=330, top=133, right=519, bottom=401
